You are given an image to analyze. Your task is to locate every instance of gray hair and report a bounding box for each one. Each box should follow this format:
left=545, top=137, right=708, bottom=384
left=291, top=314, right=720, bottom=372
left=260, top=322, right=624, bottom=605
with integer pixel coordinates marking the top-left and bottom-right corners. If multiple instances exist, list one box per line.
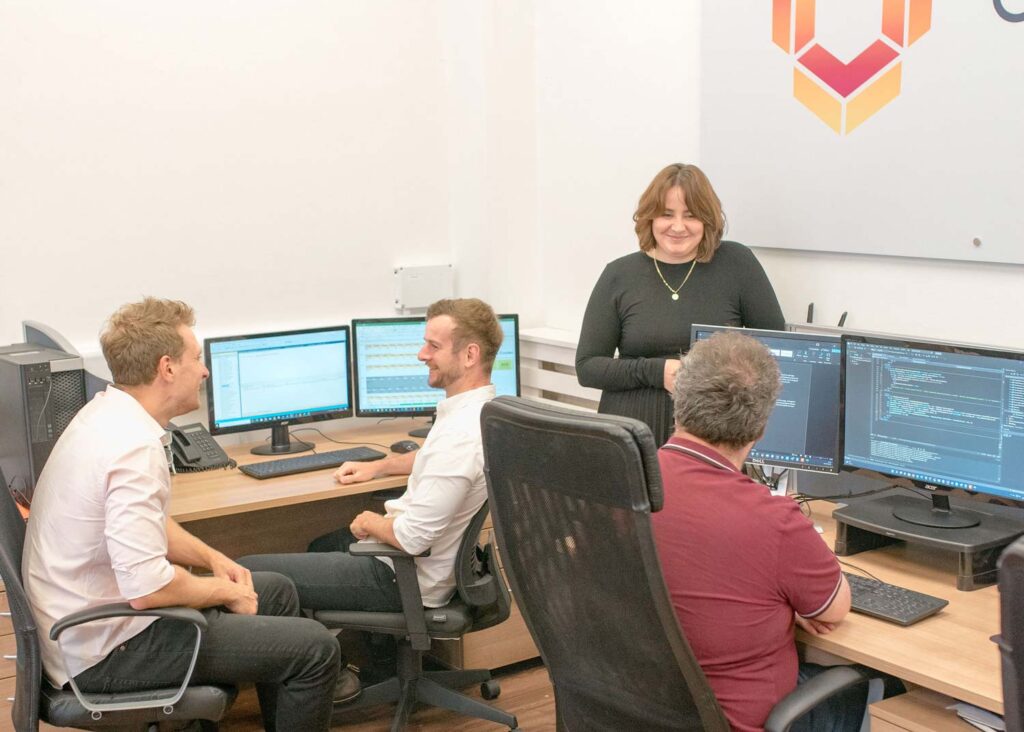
left=672, top=331, right=782, bottom=450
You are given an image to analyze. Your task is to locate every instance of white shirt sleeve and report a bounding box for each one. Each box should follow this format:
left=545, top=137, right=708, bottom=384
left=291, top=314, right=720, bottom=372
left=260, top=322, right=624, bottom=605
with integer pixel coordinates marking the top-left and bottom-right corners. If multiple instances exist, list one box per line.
left=391, top=429, right=481, bottom=556
left=103, top=444, right=176, bottom=600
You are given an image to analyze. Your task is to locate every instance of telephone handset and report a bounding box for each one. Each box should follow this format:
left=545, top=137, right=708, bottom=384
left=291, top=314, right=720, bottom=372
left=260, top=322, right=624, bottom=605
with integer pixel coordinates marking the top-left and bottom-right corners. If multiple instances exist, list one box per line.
left=168, top=423, right=233, bottom=472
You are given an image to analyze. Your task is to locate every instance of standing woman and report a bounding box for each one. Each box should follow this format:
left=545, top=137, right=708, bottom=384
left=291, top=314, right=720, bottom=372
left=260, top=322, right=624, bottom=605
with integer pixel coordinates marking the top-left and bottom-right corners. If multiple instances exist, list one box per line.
left=576, top=163, right=784, bottom=446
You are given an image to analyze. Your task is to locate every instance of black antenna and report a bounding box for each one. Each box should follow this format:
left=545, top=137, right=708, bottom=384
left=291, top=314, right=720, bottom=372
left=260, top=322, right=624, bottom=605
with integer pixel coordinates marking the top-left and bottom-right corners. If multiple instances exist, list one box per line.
left=806, top=303, right=814, bottom=324
left=837, top=312, right=848, bottom=328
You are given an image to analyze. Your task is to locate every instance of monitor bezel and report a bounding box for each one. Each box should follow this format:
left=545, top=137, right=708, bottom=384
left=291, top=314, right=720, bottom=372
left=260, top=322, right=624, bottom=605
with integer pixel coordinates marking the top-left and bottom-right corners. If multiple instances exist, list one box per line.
left=839, top=333, right=1024, bottom=501
left=690, top=324, right=843, bottom=475
left=351, top=313, right=521, bottom=419
left=203, top=324, right=353, bottom=437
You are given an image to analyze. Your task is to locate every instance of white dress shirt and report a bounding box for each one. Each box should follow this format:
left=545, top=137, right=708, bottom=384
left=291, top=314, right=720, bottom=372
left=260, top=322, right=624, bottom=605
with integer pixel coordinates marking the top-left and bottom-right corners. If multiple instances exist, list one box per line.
left=379, top=384, right=495, bottom=607
left=23, top=386, right=177, bottom=687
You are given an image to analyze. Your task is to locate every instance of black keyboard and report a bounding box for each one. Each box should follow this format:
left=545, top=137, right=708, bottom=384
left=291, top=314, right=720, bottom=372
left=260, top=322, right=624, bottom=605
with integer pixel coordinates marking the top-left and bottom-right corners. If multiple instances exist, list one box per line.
left=844, top=572, right=948, bottom=626
left=239, top=446, right=387, bottom=480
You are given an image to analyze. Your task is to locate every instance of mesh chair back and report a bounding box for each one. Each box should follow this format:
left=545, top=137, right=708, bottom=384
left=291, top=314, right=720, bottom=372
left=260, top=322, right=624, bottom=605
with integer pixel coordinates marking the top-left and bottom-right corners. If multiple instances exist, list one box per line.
left=998, top=537, right=1024, bottom=732
left=452, top=501, right=510, bottom=632
left=480, top=397, right=727, bottom=732
left=0, top=467, right=43, bottom=730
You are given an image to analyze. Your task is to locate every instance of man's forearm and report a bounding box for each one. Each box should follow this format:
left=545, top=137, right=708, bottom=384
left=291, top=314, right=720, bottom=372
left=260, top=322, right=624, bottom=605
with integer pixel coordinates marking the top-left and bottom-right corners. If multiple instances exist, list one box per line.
left=165, top=518, right=220, bottom=569
left=379, top=452, right=416, bottom=477
left=351, top=511, right=401, bottom=549
left=130, top=565, right=239, bottom=610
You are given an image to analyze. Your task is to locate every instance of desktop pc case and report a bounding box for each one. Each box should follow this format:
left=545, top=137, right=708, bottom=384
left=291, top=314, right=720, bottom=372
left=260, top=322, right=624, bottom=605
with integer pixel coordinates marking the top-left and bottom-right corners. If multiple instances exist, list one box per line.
left=0, top=344, right=87, bottom=501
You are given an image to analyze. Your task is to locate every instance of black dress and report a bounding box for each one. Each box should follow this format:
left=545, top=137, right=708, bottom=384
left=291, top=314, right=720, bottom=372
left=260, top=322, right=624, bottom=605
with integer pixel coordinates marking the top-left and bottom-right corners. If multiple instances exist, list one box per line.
left=575, top=242, right=785, bottom=446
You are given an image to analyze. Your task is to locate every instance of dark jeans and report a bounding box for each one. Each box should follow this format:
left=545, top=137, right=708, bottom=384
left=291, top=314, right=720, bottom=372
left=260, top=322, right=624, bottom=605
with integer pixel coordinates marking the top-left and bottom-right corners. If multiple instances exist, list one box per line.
left=74, top=572, right=340, bottom=732
left=790, top=662, right=904, bottom=732
left=241, top=529, right=404, bottom=683
left=239, top=529, right=403, bottom=613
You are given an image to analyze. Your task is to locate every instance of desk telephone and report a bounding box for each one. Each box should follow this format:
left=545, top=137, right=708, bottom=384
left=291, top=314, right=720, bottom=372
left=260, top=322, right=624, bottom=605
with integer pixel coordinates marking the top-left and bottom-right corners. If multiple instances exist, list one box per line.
left=168, top=423, right=232, bottom=472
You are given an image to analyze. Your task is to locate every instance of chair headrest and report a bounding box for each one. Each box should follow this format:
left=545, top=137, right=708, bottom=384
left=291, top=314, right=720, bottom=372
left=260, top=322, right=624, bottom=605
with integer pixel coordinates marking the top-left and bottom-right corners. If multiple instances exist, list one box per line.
left=481, top=396, right=664, bottom=512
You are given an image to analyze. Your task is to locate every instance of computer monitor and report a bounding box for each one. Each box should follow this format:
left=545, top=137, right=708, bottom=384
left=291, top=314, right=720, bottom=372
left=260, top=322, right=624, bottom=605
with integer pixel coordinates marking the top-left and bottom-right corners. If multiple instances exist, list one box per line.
left=841, top=334, right=1024, bottom=528
left=204, top=326, right=353, bottom=455
left=352, top=314, right=520, bottom=435
left=691, top=325, right=842, bottom=474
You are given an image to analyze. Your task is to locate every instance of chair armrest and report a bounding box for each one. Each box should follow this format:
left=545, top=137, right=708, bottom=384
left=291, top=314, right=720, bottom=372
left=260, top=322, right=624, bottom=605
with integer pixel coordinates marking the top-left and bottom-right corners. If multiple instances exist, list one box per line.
left=49, top=602, right=208, bottom=716
left=50, top=602, right=207, bottom=640
left=347, top=541, right=430, bottom=558
left=346, top=542, right=433, bottom=650
left=764, top=665, right=869, bottom=732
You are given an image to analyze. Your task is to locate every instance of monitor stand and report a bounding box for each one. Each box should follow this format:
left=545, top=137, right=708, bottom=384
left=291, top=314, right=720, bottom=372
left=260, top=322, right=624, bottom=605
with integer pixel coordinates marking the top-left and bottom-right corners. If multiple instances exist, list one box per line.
left=833, top=492, right=1024, bottom=591
left=408, top=416, right=435, bottom=439
left=251, top=424, right=314, bottom=456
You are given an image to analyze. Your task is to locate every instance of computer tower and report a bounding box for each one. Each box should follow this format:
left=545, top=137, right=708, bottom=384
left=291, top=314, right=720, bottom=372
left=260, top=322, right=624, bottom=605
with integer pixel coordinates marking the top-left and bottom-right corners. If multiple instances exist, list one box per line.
left=0, top=344, right=87, bottom=501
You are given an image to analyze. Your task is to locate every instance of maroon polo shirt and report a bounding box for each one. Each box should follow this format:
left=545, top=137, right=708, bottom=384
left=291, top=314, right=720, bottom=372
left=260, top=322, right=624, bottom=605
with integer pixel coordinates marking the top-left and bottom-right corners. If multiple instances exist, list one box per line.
left=651, top=436, right=842, bottom=732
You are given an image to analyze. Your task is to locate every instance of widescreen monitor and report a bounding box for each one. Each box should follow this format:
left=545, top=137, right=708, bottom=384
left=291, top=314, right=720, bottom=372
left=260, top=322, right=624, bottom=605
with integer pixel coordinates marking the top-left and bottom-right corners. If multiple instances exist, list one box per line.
left=205, top=325, right=352, bottom=455
left=691, top=325, right=842, bottom=474
left=352, top=314, right=520, bottom=431
left=841, top=334, right=1024, bottom=527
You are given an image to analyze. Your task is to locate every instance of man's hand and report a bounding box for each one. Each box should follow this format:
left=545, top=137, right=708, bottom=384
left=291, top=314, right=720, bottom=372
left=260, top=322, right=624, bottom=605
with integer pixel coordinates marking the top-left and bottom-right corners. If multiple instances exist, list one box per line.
left=794, top=614, right=839, bottom=636
left=349, top=511, right=378, bottom=540
left=663, top=358, right=682, bottom=392
left=209, top=552, right=254, bottom=591
left=334, top=460, right=381, bottom=485
left=349, top=510, right=401, bottom=548
left=223, top=582, right=259, bottom=616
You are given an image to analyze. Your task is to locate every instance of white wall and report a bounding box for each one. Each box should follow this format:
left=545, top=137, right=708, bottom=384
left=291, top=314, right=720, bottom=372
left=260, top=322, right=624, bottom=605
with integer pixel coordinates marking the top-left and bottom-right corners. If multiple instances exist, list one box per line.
left=0, top=1, right=454, bottom=350
left=2, top=1, right=1020, bottom=365
left=530, top=2, right=1024, bottom=354
left=754, top=248, right=1024, bottom=350
left=442, top=0, right=543, bottom=323
left=534, top=0, right=703, bottom=332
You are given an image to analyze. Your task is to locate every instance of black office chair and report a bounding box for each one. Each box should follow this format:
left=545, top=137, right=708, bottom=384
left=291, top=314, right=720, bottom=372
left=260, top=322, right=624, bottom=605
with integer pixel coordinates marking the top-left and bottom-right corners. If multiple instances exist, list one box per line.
left=314, top=500, right=519, bottom=731
left=0, top=468, right=236, bottom=731
left=996, top=536, right=1024, bottom=732
left=480, top=396, right=869, bottom=732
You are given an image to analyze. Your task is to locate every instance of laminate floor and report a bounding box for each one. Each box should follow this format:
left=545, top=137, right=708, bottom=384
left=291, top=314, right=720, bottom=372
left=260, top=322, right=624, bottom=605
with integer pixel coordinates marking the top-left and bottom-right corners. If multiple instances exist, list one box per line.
left=219, top=661, right=556, bottom=731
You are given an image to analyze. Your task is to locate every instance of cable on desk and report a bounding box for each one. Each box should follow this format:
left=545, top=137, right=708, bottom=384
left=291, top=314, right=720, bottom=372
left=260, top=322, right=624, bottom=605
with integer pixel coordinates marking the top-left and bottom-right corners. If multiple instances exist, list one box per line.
left=747, top=465, right=788, bottom=493
left=836, top=559, right=883, bottom=584
left=287, top=427, right=390, bottom=451
left=791, top=483, right=901, bottom=504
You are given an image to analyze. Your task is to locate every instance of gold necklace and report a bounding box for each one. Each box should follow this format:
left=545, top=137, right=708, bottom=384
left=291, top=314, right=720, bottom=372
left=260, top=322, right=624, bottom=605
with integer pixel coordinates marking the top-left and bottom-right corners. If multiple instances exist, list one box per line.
left=652, top=256, right=697, bottom=301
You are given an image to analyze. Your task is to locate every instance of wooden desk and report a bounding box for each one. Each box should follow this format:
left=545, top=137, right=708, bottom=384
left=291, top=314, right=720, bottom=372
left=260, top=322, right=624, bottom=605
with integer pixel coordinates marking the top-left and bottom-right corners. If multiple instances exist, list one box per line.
left=170, top=422, right=414, bottom=557
left=169, top=421, right=538, bottom=670
left=804, top=502, right=1002, bottom=714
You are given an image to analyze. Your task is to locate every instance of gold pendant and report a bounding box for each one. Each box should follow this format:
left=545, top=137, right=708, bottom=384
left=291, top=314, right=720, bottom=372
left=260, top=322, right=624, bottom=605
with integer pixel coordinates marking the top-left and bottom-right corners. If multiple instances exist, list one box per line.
left=671, top=293, right=679, bottom=301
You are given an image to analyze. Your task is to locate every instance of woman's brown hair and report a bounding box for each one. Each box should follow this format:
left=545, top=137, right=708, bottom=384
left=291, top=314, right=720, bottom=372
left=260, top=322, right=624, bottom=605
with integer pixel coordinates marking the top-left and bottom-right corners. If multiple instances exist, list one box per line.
left=633, top=163, right=726, bottom=263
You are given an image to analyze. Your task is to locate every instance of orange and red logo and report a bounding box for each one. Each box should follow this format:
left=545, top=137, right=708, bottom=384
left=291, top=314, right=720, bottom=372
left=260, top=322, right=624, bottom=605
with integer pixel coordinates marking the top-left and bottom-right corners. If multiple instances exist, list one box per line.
left=772, top=0, right=932, bottom=134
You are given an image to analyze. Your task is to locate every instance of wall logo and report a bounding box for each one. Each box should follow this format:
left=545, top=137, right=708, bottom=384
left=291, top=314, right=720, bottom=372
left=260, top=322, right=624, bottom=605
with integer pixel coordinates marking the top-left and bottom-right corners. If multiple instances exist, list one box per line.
left=772, top=0, right=932, bottom=134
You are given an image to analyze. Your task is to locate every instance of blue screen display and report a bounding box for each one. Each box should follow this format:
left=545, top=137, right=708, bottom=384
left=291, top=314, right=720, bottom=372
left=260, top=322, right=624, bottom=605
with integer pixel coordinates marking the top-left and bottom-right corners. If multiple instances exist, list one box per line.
left=353, top=315, right=519, bottom=416
left=207, top=327, right=351, bottom=431
left=843, top=337, right=1024, bottom=502
left=692, top=325, right=842, bottom=474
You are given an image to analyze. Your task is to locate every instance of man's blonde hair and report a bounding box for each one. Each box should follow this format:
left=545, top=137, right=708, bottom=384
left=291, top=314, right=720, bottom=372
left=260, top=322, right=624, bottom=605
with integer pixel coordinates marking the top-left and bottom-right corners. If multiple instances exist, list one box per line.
left=426, top=298, right=503, bottom=372
left=100, top=298, right=196, bottom=386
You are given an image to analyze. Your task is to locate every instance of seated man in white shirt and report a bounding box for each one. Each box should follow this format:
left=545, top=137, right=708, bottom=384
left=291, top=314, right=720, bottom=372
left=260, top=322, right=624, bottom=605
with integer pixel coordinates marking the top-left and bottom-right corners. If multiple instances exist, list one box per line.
left=240, top=298, right=502, bottom=683
left=22, top=298, right=342, bottom=732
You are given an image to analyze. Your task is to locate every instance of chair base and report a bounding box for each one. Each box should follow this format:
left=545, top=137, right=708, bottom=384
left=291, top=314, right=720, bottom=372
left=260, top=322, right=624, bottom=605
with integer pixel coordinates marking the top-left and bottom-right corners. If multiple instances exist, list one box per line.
left=332, top=655, right=518, bottom=731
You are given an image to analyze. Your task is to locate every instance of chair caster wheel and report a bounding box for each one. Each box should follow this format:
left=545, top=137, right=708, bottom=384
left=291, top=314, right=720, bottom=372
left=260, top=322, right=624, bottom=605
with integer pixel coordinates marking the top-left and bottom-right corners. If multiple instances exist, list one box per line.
left=481, top=679, right=501, bottom=700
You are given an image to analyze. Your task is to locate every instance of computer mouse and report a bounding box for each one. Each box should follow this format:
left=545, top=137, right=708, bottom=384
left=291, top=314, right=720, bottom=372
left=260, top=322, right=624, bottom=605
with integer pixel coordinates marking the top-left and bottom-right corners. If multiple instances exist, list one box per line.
left=390, top=440, right=421, bottom=454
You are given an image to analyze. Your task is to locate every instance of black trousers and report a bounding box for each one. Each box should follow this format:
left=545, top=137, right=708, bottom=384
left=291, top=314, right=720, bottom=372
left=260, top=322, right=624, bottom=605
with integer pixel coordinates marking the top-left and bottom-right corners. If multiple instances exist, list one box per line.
left=74, top=572, right=341, bottom=732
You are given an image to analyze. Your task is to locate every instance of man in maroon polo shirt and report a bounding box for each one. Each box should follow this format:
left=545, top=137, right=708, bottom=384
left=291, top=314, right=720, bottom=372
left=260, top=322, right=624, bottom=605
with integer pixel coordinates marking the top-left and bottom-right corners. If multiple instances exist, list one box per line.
left=651, top=331, right=865, bottom=732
